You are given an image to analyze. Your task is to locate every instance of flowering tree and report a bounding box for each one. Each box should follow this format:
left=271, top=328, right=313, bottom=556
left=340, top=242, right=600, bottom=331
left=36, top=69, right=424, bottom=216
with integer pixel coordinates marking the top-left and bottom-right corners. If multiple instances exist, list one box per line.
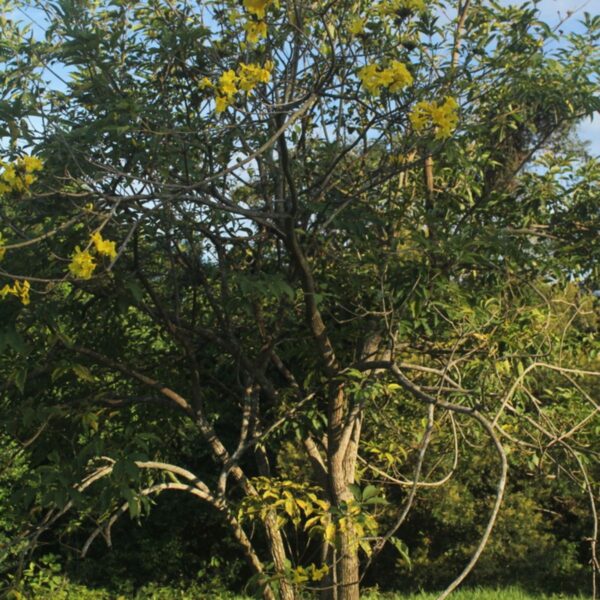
left=1, top=1, right=599, bottom=599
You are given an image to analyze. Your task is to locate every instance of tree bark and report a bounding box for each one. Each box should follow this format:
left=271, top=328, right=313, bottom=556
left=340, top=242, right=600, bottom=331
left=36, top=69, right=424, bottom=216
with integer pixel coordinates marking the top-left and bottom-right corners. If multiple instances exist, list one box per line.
left=333, top=430, right=361, bottom=600
left=264, top=512, right=296, bottom=600
left=337, top=528, right=360, bottom=600
left=225, top=512, right=277, bottom=600
left=325, top=385, right=361, bottom=600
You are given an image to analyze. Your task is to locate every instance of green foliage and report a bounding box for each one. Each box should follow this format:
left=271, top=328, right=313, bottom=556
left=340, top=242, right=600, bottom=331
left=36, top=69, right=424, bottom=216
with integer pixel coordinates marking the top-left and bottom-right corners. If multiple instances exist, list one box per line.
left=6, top=553, right=248, bottom=600
left=0, top=0, right=598, bottom=598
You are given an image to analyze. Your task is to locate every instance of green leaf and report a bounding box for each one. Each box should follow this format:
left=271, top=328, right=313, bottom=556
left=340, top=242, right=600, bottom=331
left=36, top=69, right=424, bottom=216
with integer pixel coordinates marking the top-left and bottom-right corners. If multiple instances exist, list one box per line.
left=72, top=364, right=95, bottom=382
left=12, top=367, right=27, bottom=394
left=361, top=485, right=379, bottom=501
left=390, top=537, right=411, bottom=568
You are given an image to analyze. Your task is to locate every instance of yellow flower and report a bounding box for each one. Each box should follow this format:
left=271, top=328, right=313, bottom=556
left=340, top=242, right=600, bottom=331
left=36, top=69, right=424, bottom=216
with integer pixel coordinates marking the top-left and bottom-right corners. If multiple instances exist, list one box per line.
left=91, top=231, right=117, bottom=260
left=243, top=0, right=278, bottom=19
left=387, top=60, right=413, bottom=92
left=409, top=100, right=431, bottom=130
left=359, top=61, right=413, bottom=96
left=13, top=280, right=30, bottom=305
left=219, top=69, right=239, bottom=98
left=409, top=97, right=459, bottom=139
left=244, top=20, right=267, bottom=44
left=348, top=17, right=366, bottom=35
left=433, top=96, right=459, bottom=139
left=237, top=61, right=273, bottom=92
left=69, top=247, right=96, bottom=280
left=215, top=95, right=232, bottom=113
left=21, top=155, right=43, bottom=172
left=198, top=77, right=214, bottom=90
left=1, top=165, right=17, bottom=185
left=358, top=64, right=385, bottom=95
left=0, top=155, right=43, bottom=193
left=0, top=280, right=30, bottom=305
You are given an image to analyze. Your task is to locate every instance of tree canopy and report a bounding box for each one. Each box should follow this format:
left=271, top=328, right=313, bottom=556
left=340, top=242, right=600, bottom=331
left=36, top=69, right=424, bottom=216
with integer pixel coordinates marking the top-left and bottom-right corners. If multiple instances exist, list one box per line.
left=0, top=1, right=599, bottom=599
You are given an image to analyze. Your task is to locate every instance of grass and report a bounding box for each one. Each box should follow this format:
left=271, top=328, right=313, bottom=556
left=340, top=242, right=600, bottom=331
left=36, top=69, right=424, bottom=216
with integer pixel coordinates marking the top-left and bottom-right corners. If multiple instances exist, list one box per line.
left=359, top=587, right=591, bottom=600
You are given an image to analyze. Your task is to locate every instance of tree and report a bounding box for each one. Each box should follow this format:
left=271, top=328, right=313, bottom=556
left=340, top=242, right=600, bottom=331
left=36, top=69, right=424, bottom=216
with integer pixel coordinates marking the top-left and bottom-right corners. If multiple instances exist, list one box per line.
left=1, top=1, right=599, bottom=598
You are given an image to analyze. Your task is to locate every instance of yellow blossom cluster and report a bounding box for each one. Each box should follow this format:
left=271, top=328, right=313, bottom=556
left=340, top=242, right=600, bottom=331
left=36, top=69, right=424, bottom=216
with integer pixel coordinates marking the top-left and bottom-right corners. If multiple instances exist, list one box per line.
left=201, top=61, right=274, bottom=114
left=0, top=155, right=43, bottom=194
left=243, top=0, right=278, bottom=19
left=238, top=62, right=273, bottom=91
left=409, top=97, right=459, bottom=139
left=241, top=0, right=277, bottom=44
left=357, top=60, right=414, bottom=96
left=68, top=231, right=118, bottom=280
left=0, top=279, right=30, bottom=305
left=91, top=231, right=117, bottom=260
left=244, top=19, right=267, bottom=44
left=69, top=247, right=96, bottom=280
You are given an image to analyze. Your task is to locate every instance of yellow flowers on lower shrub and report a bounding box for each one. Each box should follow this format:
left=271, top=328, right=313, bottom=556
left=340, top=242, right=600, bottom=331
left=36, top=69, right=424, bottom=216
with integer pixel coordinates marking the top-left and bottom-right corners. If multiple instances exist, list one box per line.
left=0, top=279, right=30, bottom=305
left=358, top=61, right=413, bottom=96
left=409, top=97, right=459, bottom=139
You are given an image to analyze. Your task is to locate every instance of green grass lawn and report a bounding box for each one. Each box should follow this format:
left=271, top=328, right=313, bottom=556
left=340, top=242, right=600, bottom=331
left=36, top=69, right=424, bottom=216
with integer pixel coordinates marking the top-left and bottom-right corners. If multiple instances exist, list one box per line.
left=359, top=588, right=591, bottom=600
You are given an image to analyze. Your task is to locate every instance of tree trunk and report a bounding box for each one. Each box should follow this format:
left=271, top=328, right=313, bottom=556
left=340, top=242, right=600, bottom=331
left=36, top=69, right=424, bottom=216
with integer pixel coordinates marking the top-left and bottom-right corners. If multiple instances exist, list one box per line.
left=337, top=415, right=361, bottom=600
left=255, top=443, right=297, bottom=600
left=325, top=385, right=361, bottom=600
left=337, top=527, right=360, bottom=600
left=223, top=510, right=278, bottom=600
left=264, top=512, right=296, bottom=600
